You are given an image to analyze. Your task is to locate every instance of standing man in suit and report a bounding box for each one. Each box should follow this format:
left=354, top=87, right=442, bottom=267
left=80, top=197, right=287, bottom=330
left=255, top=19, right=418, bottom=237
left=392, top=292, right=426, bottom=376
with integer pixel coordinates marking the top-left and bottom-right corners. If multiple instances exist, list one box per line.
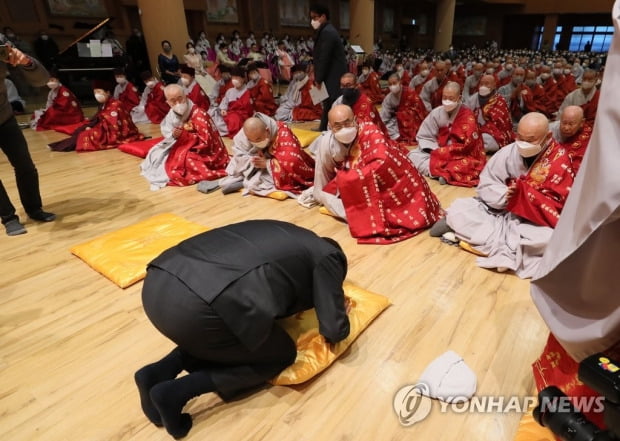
left=135, top=220, right=350, bottom=438
left=310, top=3, right=348, bottom=131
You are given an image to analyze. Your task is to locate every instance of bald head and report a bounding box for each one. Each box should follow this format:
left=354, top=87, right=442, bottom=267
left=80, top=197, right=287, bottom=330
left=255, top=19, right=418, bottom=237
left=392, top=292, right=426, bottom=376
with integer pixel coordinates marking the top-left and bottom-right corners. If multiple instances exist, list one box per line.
left=517, top=112, right=549, bottom=143
left=243, top=117, right=270, bottom=145
left=444, top=81, right=461, bottom=96
left=340, top=72, right=357, bottom=88
left=164, top=83, right=185, bottom=100
left=479, top=74, right=496, bottom=90
left=328, top=104, right=354, bottom=128
left=435, top=60, right=447, bottom=80
left=559, top=105, right=584, bottom=139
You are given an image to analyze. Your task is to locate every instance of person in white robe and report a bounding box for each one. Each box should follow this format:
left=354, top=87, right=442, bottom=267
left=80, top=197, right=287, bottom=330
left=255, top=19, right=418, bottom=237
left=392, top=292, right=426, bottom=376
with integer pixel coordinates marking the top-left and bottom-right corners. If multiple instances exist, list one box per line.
left=558, top=69, right=599, bottom=114
left=420, top=60, right=448, bottom=111
left=379, top=74, right=406, bottom=140
left=208, top=71, right=249, bottom=136
left=131, top=73, right=158, bottom=124
left=274, top=66, right=308, bottom=122
left=462, top=63, right=484, bottom=101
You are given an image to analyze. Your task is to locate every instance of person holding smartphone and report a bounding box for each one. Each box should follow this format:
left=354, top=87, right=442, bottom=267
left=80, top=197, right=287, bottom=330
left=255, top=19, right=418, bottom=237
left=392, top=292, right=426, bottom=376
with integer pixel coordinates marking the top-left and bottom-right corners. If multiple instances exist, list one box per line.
left=0, top=33, right=56, bottom=236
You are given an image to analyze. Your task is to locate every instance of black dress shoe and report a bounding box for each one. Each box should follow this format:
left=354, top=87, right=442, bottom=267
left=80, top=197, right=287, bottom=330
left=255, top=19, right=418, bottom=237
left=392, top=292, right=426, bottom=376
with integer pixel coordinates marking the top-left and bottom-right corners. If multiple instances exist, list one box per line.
left=28, top=210, right=56, bottom=222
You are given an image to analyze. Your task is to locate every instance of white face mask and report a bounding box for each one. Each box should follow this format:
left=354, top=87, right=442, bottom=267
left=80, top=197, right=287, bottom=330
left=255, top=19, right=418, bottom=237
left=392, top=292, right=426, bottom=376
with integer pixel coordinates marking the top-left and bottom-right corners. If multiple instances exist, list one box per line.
left=115, top=77, right=126, bottom=84
left=516, top=139, right=545, bottom=158
left=293, top=72, right=305, bottom=81
left=94, top=93, right=107, bottom=103
left=173, top=101, right=188, bottom=115
left=47, top=81, right=59, bottom=89
left=41, top=35, right=49, bottom=41
left=442, top=99, right=458, bottom=112
left=146, top=80, right=157, bottom=88
left=505, top=64, right=514, bottom=71
left=420, top=69, right=429, bottom=77
left=181, top=77, right=191, bottom=86
left=486, top=68, right=495, bottom=74
left=389, top=84, right=401, bottom=94
left=478, top=86, right=491, bottom=97
left=563, top=69, right=571, bottom=75
left=188, top=48, right=195, bottom=54
left=250, top=72, right=260, bottom=81
left=541, top=73, right=551, bottom=80
left=334, top=125, right=357, bottom=144
left=311, top=19, right=321, bottom=30
left=581, top=80, right=595, bottom=90
left=553, top=68, right=562, bottom=75
left=251, top=138, right=270, bottom=149
left=232, top=78, right=242, bottom=88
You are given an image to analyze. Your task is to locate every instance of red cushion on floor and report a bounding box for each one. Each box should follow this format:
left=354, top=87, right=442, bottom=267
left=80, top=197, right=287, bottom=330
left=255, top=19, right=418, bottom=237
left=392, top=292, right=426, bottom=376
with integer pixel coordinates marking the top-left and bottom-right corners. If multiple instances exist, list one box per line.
left=118, top=137, right=164, bottom=158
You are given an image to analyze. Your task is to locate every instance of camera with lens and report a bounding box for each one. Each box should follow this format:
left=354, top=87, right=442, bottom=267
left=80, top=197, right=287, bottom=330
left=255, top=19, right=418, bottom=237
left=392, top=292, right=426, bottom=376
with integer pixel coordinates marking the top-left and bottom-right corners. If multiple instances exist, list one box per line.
left=533, top=353, right=620, bottom=440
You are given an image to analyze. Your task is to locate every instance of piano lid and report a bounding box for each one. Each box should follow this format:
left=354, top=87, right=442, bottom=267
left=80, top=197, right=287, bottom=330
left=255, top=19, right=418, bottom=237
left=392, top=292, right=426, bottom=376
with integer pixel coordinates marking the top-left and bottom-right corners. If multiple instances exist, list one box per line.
left=58, top=17, right=110, bottom=56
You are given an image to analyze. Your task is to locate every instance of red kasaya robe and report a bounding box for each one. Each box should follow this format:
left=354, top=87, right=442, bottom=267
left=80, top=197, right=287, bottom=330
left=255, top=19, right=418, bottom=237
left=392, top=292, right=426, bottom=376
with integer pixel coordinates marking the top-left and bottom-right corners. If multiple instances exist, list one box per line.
left=268, top=122, right=315, bottom=193
left=475, top=93, right=514, bottom=148
left=350, top=92, right=389, bottom=137
left=541, top=78, right=564, bottom=116
left=223, top=89, right=253, bottom=137
left=395, top=86, right=428, bottom=144
left=581, top=89, right=600, bottom=124
left=327, top=121, right=443, bottom=244
left=164, top=106, right=230, bottom=186
left=187, top=82, right=211, bottom=111
left=558, top=74, right=577, bottom=96
left=521, top=83, right=553, bottom=118
left=144, top=82, right=169, bottom=124
left=117, top=82, right=141, bottom=114
left=430, top=76, right=450, bottom=109
left=291, top=80, right=322, bottom=121
left=216, top=80, right=233, bottom=105
left=400, top=70, right=411, bottom=87
left=35, top=85, right=84, bottom=131
left=76, top=98, right=143, bottom=152
left=506, top=137, right=581, bottom=228
left=360, top=71, right=386, bottom=104
left=429, top=105, right=486, bottom=187
left=249, top=77, right=277, bottom=116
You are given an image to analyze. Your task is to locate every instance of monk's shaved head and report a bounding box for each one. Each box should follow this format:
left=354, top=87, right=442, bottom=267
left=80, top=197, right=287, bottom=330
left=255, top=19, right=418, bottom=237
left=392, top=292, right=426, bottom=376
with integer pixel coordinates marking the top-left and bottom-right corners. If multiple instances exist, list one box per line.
left=517, top=112, right=549, bottom=142
left=480, top=74, right=496, bottom=89
left=328, top=104, right=354, bottom=125
left=243, top=116, right=269, bottom=142
left=444, top=81, right=461, bottom=95
left=559, top=105, right=584, bottom=139
left=164, top=83, right=185, bottom=100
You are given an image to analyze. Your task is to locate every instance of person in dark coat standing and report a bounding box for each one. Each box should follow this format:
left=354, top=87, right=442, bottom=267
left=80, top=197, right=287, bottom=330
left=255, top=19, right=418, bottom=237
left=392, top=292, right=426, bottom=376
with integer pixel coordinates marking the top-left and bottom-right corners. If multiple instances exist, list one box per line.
left=135, top=220, right=351, bottom=438
left=310, top=3, right=348, bottom=131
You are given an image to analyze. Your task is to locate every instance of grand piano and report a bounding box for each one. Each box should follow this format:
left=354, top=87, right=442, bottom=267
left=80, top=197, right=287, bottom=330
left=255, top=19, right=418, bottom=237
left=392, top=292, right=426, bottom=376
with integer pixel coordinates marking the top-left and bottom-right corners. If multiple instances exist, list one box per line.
left=54, top=18, right=127, bottom=103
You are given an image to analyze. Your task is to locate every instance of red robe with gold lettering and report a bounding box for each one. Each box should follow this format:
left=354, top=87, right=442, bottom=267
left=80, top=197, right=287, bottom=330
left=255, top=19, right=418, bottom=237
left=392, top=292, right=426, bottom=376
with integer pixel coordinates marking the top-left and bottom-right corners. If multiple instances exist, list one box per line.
left=144, top=82, right=169, bottom=124
left=187, top=82, right=211, bottom=111
left=429, top=105, right=486, bottom=187
left=76, top=98, right=143, bottom=152
left=395, top=86, right=428, bottom=144
left=223, top=89, right=253, bottom=137
left=249, top=77, right=277, bottom=116
left=164, top=106, right=230, bottom=186
left=117, top=82, right=141, bottom=114
left=505, top=137, right=582, bottom=228
left=359, top=71, right=386, bottom=104
left=268, top=122, right=315, bottom=193
left=474, top=93, right=514, bottom=148
left=291, top=80, right=322, bottom=121
left=350, top=92, right=389, bottom=137
left=36, top=85, right=85, bottom=131
left=326, top=121, right=443, bottom=244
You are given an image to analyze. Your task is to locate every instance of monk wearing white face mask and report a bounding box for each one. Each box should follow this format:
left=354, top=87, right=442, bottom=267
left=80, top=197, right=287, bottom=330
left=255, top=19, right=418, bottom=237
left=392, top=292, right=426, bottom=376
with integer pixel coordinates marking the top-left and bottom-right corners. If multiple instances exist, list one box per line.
left=433, top=112, right=582, bottom=278
left=310, top=104, right=442, bottom=244
left=559, top=69, right=600, bottom=124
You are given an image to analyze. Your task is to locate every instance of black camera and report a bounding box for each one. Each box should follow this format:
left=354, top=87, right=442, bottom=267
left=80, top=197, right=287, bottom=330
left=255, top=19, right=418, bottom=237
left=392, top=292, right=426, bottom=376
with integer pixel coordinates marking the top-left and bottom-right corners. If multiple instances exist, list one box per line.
left=533, top=353, right=620, bottom=440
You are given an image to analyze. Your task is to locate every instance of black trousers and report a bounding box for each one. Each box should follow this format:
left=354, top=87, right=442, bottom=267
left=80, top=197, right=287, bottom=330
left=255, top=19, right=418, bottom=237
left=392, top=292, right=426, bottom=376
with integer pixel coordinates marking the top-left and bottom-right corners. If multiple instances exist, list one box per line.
left=0, top=116, right=42, bottom=224
left=142, top=268, right=297, bottom=401
left=319, top=94, right=338, bottom=131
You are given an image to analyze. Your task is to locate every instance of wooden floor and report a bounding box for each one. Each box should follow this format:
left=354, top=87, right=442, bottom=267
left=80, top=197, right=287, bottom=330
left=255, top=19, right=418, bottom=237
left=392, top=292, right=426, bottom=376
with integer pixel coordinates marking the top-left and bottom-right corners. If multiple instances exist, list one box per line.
left=0, top=115, right=548, bottom=441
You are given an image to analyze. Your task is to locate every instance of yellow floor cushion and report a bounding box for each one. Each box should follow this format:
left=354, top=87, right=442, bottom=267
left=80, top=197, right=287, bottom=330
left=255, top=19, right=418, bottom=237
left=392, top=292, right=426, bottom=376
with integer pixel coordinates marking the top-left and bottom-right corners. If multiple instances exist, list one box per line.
left=459, top=240, right=489, bottom=257
left=70, top=213, right=208, bottom=288
left=513, top=409, right=556, bottom=441
left=291, top=127, right=321, bottom=147
left=271, top=281, right=390, bottom=385
left=265, top=191, right=289, bottom=201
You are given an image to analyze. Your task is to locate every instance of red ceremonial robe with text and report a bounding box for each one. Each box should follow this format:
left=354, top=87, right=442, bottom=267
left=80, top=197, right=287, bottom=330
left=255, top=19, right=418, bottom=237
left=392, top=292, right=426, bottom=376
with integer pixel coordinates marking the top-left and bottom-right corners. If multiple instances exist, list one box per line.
left=36, top=85, right=84, bottom=131
left=521, top=83, right=553, bottom=118
left=395, top=86, right=428, bottom=144
left=505, top=137, right=583, bottom=228
left=430, top=76, right=450, bottom=109
left=541, top=78, right=564, bottom=116
left=351, top=92, right=389, bottom=137
left=144, top=83, right=169, bottom=124
left=223, top=89, right=253, bottom=137
left=117, top=82, right=141, bottom=114
left=429, top=105, right=486, bottom=187
left=474, top=93, right=514, bottom=148
left=400, top=71, right=411, bottom=87
left=250, top=77, right=277, bottom=116
left=360, top=71, right=386, bottom=104
left=327, top=121, right=443, bottom=244
left=76, top=98, right=143, bottom=152
left=291, top=81, right=323, bottom=121
left=164, top=106, right=230, bottom=186
left=268, top=122, right=315, bottom=193
left=581, top=89, right=600, bottom=124
left=559, top=74, right=577, bottom=96
left=187, top=82, right=211, bottom=111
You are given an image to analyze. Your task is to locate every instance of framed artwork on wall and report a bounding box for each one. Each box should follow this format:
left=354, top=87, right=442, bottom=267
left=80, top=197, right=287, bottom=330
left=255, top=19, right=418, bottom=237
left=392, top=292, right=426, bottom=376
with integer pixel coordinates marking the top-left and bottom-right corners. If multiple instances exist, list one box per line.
left=47, top=0, right=107, bottom=17
left=383, top=8, right=394, bottom=33
left=340, top=1, right=350, bottom=30
left=280, top=0, right=310, bottom=27
left=206, top=0, right=239, bottom=24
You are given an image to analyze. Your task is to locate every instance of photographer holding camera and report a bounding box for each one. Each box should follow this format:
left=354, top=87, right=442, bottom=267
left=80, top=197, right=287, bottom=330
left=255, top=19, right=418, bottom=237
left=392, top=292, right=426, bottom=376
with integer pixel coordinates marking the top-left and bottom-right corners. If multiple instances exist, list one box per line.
left=529, top=2, right=620, bottom=439
left=1, top=32, right=56, bottom=236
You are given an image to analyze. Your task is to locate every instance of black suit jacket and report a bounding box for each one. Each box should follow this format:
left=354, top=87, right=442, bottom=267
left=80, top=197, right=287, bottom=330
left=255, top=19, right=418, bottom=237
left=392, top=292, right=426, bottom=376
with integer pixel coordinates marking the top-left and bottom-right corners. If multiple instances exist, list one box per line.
left=148, top=220, right=350, bottom=350
left=313, top=22, right=348, bottom=100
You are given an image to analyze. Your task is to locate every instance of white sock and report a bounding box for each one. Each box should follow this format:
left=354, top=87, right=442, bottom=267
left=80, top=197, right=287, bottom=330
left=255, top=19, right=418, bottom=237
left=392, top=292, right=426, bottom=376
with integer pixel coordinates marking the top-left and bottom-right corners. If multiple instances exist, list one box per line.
left=418, top=350, right=477, bottom=403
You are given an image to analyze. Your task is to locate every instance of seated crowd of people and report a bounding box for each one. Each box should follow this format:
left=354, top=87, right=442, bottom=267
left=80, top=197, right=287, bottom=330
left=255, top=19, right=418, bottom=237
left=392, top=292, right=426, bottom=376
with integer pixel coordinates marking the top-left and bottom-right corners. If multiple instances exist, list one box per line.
left=29, top=36, right=602, bottom=278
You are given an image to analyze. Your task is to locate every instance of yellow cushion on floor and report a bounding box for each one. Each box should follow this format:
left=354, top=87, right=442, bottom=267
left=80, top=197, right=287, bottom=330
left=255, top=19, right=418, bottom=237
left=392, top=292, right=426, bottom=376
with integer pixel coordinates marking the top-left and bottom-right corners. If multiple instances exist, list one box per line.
left=459, top=240, right=489, bottom=257
left=513, top=409, right=555, bottom=441
left=266, top=191, right=289, bottom=201
left=271, top=281, right=390, bottom=385
left=70, top=213, right=208, bottom=288
left=291, top=127, right=321, bottom=147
